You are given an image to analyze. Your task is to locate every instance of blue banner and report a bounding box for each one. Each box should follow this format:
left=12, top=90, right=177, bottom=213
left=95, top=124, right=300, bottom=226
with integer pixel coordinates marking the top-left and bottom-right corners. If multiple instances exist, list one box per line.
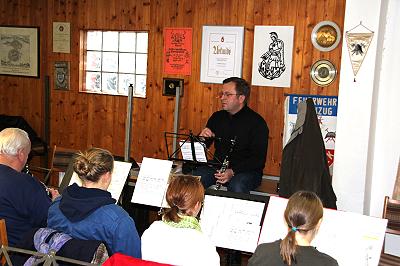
left=288, top=94, right=338, bottom=116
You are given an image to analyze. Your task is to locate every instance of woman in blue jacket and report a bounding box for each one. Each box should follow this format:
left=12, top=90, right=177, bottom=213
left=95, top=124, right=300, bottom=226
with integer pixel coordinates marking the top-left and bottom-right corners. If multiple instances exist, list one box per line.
left=47, top=148, right=141, bottom=258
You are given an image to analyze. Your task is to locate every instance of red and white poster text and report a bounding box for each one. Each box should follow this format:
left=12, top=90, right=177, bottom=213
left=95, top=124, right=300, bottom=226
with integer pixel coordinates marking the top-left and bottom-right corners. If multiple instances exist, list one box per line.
left=163, top=28, right=192, bottom=75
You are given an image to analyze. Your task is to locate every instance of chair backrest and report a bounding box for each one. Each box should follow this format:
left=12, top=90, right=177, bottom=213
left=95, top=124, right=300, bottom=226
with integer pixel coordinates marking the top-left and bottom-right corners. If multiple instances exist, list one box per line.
left=382, top=196, right=400, bottom=234
left=0, top=219, right=8, bottom=266
left=46, top=145, right=78, bottom=187
left=51, top=145, right=79, bottom=173
left=379, top=196, right=400, bottom=265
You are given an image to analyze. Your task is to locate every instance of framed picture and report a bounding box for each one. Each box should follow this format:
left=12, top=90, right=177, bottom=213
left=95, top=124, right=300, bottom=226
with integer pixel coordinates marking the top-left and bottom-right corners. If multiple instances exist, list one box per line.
left=251, top=26, right=294, bottom=88
left=200, top=26, right=244, bottom=84
left=54, top=61, right=70, bottom=90
left=0, top=26, right=39, bottom=78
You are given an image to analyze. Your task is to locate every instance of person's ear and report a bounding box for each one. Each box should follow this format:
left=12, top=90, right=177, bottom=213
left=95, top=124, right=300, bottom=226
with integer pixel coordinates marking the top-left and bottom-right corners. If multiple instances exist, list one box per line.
left=17, top=149, right=26, bottom=162
left=316, top=218, right=323, bottom=231
left=239, top=94, right=246, bottom=104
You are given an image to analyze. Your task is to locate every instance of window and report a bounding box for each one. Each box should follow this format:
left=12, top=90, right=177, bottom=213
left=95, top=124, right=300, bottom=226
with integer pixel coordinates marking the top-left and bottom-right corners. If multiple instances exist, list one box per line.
left=82, top=30, right=148, bottom=97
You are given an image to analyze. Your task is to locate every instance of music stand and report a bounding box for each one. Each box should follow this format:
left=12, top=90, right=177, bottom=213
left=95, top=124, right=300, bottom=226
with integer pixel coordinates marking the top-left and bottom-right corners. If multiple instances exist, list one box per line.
left=164, top=131, right=222, bottom=168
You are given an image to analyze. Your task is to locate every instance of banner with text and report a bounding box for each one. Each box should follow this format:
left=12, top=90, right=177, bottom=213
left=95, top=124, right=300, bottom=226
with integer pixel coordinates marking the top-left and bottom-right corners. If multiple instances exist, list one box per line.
left=283, top=94, right=338, bottom=170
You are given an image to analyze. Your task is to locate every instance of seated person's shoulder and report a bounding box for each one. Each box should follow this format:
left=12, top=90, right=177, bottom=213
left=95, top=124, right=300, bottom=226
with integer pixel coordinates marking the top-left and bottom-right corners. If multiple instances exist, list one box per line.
left=94, top=204, right=132, bottom=223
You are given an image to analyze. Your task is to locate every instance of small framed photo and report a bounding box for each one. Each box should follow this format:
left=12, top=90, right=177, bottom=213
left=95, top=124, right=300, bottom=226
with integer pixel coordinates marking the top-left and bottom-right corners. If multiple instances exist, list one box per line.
left=0, top=26, right=40, bottom=78
left=54, top=61, right=70, bottom=90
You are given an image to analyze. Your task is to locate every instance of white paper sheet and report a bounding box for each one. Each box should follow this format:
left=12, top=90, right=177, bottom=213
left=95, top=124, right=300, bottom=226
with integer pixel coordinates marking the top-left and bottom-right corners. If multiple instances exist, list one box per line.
left=69, top=160, right=132, bottom=201
left=259, top=196, right=388, bottom=266
left=180, top=141, right=207, bottom=162
left=130, top=157, right=173, bottom=207
left=200, top=195, right=266, bottom=253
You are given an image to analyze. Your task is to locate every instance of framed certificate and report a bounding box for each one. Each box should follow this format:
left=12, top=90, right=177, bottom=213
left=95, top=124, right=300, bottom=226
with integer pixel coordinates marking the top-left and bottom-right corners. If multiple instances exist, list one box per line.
left=200, top=26, right=244, bottom=84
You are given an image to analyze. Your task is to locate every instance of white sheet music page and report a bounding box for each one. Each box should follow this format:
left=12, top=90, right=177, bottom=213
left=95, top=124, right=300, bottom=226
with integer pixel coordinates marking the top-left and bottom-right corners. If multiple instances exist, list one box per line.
left=259, top=196, right=388, bottom=266
left=200, top=195, right=266, bottom=253
left=180, top=140, right=207, bottom=162
left=69, top=160, right=132, bottom=202
left=131, top=157, right=173, bottom=207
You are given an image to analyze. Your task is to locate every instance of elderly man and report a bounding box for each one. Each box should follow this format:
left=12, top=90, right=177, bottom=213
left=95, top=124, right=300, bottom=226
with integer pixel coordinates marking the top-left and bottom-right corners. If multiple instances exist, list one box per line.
left=194, top=77, right=269, bottom=193
left=0, top=128, right=58, bottom=246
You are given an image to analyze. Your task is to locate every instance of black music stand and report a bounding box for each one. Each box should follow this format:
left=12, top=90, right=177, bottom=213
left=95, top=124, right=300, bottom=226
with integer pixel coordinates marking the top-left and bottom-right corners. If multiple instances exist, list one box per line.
left=164, top=131, right=222, bottom=168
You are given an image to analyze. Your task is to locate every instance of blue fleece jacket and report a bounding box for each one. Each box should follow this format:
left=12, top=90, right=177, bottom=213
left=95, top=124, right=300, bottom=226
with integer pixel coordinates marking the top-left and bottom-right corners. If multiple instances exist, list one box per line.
left=47, top=183, right=141, bottom=258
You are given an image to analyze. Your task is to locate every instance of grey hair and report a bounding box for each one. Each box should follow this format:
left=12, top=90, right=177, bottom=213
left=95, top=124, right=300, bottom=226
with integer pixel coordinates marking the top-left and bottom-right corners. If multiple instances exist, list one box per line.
left=0, top=128, right=31, bottom=156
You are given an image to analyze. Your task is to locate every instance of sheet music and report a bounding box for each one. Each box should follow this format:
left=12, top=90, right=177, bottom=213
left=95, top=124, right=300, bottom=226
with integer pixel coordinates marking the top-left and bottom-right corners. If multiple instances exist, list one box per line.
left=200, top=195, right=266, bottom=252
left=69, top=160, right=131, bottom=201
left=131, top=157, right=173, bottom=207
left=259, top=196, right=388, bottom=266
left=180, top=140, right=207, bottom=162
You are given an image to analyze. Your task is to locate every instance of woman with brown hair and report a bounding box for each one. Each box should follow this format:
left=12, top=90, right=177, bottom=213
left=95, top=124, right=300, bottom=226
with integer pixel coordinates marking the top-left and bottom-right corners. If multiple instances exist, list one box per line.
left=47, top=148, right=141, bottom=258
left=141, top=175, right=220, bottom=266
left=248, top=191, right=338, bottom=266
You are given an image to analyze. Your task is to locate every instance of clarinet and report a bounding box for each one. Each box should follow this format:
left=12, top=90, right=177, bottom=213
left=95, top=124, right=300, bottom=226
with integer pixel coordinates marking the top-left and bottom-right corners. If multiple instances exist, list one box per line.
left=214, top=137, right=237, bottom=190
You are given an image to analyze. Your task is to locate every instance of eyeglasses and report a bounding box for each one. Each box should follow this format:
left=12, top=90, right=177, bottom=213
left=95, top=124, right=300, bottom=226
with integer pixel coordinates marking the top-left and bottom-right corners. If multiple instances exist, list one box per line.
left=217, top=92, right=241, bottom=98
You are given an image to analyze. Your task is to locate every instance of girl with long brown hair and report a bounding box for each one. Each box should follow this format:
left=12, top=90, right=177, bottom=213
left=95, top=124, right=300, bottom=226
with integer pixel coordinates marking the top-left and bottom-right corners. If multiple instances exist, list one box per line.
left=249, top=191, right=338, bottom=265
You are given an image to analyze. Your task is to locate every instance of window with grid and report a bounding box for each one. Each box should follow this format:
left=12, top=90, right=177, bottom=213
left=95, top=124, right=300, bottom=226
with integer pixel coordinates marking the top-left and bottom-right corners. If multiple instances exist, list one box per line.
left=82, top=30, right=148, bottom=97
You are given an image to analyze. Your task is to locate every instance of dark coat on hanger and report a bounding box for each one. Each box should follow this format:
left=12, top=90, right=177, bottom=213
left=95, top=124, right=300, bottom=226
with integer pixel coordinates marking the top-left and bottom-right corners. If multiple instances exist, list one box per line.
left=279, top=98, right=337, bottom=209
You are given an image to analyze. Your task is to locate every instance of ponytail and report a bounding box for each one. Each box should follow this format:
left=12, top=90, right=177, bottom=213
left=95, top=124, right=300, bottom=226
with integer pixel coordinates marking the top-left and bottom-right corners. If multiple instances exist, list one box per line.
left=279, top=191, right=323, bottom=265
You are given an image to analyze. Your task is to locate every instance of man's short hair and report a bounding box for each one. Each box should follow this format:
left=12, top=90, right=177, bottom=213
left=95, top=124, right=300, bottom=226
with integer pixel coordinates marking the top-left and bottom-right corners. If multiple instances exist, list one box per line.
left=223, top=77, right=250, bottom=103
left=0, top=128, right=30, bottom=156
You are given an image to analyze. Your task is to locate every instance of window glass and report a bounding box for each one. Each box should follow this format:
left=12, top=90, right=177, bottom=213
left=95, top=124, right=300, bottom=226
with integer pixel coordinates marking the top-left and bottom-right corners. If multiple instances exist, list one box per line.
left=136, top=54, right=147, bottom=75
left=118, top=74, right=135, bottom=95
left=102, top=52, right=118, bottom=72
left=86, top=72, right=101, bottom=92
left=136, top=33, right=148, bottom=53
left=103, top=31, right=119, bottom=51
left=86, top=51, right=102, bottom=71
left=82, top=30, right=148, bottom=97
left=135, top=74, right=147, bottom=98
left=120, top=32, right=136, bottom=52
left=102, top=72, right=118, bottom=93
left=87, top=31, right=102, bottom=50
left=119, top=53, right=135, bottom=73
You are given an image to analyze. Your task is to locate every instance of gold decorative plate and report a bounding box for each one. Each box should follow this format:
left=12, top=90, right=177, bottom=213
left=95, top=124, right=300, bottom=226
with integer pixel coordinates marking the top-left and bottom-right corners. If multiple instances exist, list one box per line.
left=311, top=21, right=341, bottom=52
left=310, top=59, right=337, bottom=86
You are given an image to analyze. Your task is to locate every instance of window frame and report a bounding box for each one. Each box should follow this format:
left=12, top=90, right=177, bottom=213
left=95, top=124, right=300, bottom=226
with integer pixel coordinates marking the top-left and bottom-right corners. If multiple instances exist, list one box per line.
left=79, top=29, right=149, bottom=98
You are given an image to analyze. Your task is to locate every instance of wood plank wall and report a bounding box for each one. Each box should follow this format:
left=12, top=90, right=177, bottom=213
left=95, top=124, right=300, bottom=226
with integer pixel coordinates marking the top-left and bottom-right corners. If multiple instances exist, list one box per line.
left=0, top=0, right=346, bottom=177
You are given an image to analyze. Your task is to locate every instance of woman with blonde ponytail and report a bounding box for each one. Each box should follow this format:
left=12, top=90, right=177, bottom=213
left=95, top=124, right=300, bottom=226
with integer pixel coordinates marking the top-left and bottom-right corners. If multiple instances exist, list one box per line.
left=141, top=175, right=220, bottom=266
left=249, top=191, right=338, bottom=266
left=47, top=148, right=141, bottom=258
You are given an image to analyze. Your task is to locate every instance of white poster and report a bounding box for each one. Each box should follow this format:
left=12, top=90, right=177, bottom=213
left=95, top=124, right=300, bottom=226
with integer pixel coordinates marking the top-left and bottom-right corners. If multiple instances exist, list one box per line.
left=259, top=196, right=387, bottom=266
left=200, top=26, right=244, bottom=84
left=251, top=26, right=294, bottom=87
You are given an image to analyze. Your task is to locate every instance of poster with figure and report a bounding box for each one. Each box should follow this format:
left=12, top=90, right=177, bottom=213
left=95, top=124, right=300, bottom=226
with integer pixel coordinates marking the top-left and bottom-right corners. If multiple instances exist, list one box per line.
left=283, top=94, right=338, bottom=173
left=251, top=26, right=294, bottom=87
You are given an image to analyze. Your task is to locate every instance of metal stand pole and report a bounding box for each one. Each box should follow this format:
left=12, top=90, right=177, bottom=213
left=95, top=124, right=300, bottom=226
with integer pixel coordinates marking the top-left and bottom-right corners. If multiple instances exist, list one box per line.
left=124, top=84, right=134, bottom=162
left=171, top=86, right=181, bottom=159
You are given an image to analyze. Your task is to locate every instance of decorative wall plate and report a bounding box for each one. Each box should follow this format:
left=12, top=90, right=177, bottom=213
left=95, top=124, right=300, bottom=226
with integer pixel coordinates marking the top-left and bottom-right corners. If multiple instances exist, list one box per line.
left=311, top=21, right=341, bottom=52
left=310, top=59, right=337, bottom=86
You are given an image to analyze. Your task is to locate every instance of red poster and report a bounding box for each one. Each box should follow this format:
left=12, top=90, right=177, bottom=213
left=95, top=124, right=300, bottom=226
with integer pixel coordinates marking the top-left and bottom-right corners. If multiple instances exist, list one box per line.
left=164, top=28, right=192, bottom=75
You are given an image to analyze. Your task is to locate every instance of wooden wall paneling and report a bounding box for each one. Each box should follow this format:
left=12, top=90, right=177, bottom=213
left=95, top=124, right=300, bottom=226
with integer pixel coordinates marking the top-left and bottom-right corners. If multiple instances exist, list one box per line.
left=290, top=0, right=306, bottom=92
left=0, top=0, right=47, bottom=139
left=0, top=0, right=346, bottom=177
